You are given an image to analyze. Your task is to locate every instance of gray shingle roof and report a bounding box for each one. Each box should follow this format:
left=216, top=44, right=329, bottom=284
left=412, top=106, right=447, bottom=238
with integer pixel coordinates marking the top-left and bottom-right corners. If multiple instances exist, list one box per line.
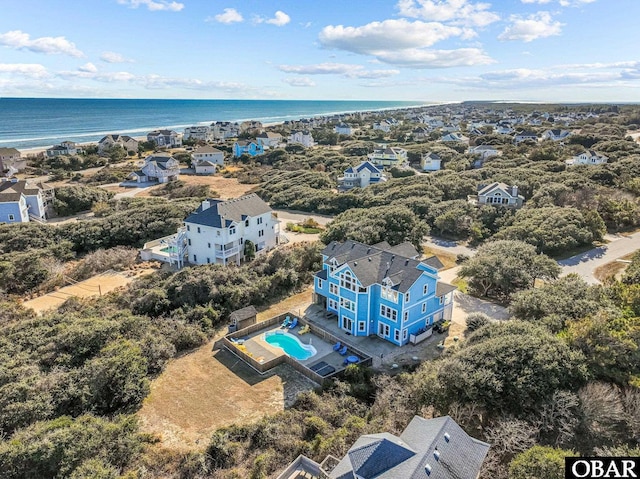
left=329, top=416, right=490, bottom=479
left=320, top=240, right=441, bottom=293
left=435, top=282, right=456, bottom=297
left=0, top=179, right=44, bottom=202
left=184, top=194, right=272, bottom=228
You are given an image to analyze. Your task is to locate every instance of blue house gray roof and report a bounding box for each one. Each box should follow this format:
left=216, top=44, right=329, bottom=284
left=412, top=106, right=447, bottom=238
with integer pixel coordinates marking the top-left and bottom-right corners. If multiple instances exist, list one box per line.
left=329, top=416, right=490, bottom=479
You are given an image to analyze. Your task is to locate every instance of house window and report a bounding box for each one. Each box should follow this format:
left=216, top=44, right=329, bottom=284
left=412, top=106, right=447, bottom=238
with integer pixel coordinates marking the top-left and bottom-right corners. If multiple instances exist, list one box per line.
left=380, top=305, right=397, bottom=322
left=197, top=227, right=201, bottom=233
left=340, top=272, right=357, bottom=291
left=403, top=311, right=408, bottom=322
left=340, top=298, right=355, bottom=311
left=207, top=258, right=210, bottom=264
left=8, top=214, right=15, bottom=221
left=422, top=303, right=427, bottom=313
left=423, top=284, right=428, bottom=295
left=330, top=283, right=338, bottom=295
left=358, top=322, right=365, bottom=332
left=188, top=239, right=191, bottom=246
left=394, top=330, right=400, bottom=342
left=208, top=242, right=211, bottom=248
left=318, top=278, right=323, bottom=289
left=328, top=299, right=338, bottom=310
left=257, top=217, right=263, bottom=225
left=245, top=220, right=249, bottom=227
left=403, top=329, right=408, bottom=340
left=405, top=292, right=410, bottom=303
left=217, top=230, right=220, bottom=236
left=193, top=255, right=197, bottom=262
left=378, top=323, right=390, bottom=338
left=186, top=225, right=190, bottom=231
left=258, top=230, right=264, bottom=237
left=229, top=227, right=236, bottom=235
left=381, top=287, right=398, bottom=302
left=439, top=296, right=444, bottom=305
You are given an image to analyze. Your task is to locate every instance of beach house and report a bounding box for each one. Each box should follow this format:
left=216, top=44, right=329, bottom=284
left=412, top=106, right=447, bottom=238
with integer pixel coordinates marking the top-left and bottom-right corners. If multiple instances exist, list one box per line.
left=184, top=194, right=280, bottom=266
left=211, top=121, right=240, bottom=140
left=334, top=123, right=354, bottom=136
left=0, top=147, right=26, bottom=173
left=256, top=132, right=282, bottom=148
left=278, top=415, right=490, bottom=479
left=98, top=134, right=139, bottom=155
left=233, top=140, right=264, bottom=158
left=542, top=129, right=572, bottom=142
left=468, top=145, right=501, bottom=160
left=468, top=182, right=524, bottom=208
left=313, top=240, right=455, bottom=347
left=192, top=145, right=224, bottom=167
left=367, top=146, right=407, bottom=168
left=566, top=149, right=608, bottom=166
left=147, top=129, right=182, bottom=148
left=46, top=141, right=81, bottom=157
left=421, top=152, right=442, bottom=171
left=129, top=154, right=180, bottom=183
left=513, top=130, right=538, bottom=144
left=183, top=125, right=213, bottom=142
left=440, top=132, right=469, bottom=144
left=288, top=130, right=315, bottom=148
left=338, top=161, right=387, bottom=191
left=0, top=178, right=54, bottom=223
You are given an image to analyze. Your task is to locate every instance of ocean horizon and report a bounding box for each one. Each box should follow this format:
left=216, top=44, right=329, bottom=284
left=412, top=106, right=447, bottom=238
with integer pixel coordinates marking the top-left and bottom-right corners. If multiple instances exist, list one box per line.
left=0, top=98, right=431, bottom=150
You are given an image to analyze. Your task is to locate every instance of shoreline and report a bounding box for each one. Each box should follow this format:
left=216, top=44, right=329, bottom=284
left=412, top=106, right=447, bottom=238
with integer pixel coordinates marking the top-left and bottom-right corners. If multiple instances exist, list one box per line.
left=4, top=100, right=443, bottom=153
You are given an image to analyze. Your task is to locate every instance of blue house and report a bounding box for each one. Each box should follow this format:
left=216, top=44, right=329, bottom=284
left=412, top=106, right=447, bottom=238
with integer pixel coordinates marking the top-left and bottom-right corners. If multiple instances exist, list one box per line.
left=313, top=240, right=455, bottom=347
left=233, top=140, right=264, bottom=158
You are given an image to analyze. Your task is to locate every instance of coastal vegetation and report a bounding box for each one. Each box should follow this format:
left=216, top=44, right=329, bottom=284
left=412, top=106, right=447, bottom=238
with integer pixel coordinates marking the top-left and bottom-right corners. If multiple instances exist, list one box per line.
left=1, top=102, right=639, bottom=478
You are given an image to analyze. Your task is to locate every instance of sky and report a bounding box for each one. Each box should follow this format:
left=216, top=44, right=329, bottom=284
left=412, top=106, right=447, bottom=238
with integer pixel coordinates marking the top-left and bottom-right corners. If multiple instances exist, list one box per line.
left=0, top=0, right=639, bottom=102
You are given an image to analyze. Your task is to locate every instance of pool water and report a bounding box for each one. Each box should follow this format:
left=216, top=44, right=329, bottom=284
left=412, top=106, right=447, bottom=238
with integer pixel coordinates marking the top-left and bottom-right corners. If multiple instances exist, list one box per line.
left=264, top=331, right=317, bottom=360
left=160, top=246, right=178, bottom=253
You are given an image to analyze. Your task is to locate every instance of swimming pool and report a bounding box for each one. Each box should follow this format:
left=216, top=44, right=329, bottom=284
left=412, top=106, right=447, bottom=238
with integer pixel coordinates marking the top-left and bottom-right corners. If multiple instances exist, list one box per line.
left=264, top=331, right=317, bottom=360
left=160, top=246, right=179, bottom=253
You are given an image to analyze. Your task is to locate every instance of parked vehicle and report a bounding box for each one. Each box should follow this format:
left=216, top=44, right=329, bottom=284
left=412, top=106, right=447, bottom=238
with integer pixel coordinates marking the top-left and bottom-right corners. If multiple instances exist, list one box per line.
left=435, top=321, right=451, bottom=334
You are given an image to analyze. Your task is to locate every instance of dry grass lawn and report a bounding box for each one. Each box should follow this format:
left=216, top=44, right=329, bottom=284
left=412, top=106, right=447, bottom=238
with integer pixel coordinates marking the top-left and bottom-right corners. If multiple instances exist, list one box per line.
left=136, top=174, right=257, bottom=200
left=137, top=288, right=315, bottom=450
left=423, top=246, right=458, bottom=270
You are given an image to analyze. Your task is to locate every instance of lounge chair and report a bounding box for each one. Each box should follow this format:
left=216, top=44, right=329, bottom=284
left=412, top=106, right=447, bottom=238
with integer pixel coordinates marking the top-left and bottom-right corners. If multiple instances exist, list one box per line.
left=332, top=342, right=342, bottom=351
left=288, top=317, right=298, bottom=329
left=281, top=316, right=292, bottom=328
left=339, top=345, right=348, bottom=356
left=298, top=324, right=310, bottom=335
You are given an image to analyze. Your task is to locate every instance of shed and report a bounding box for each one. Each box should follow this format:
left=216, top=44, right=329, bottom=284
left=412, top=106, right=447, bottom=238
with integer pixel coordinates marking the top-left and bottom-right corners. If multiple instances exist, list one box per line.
left=228, top=305, right=258, bottom=332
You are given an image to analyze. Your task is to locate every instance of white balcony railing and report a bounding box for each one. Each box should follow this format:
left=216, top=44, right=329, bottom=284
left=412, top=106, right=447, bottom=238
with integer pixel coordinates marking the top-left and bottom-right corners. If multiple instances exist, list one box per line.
left=215, top=245, right=240, bottom=258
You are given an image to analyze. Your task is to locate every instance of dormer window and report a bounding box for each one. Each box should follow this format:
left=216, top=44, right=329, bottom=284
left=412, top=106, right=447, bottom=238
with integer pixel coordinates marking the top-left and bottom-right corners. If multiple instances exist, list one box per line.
left=229, top=226, right=236, bottom=235
left=340, top=271, right=357, bottom=291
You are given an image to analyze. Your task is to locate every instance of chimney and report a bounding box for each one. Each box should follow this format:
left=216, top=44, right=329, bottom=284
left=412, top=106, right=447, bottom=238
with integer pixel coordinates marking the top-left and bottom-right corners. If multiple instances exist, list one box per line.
left=511, top=185, right=518, bottom=196
left=201, top=200, right=211, bottom=210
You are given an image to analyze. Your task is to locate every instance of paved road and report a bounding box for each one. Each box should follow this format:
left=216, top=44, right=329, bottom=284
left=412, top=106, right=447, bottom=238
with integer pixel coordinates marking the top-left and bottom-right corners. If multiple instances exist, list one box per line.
left=423, top=236, right=476, bottom=257
left=559, top=232, right=640, bottom=283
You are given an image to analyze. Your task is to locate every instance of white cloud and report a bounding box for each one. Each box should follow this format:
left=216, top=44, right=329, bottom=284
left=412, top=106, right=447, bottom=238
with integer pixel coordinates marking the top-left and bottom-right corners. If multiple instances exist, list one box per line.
left=78, top=62, right=98, bottom=73
left=397, top=0, right=500, bottom=27
left=212, top=8, right=244, bottom=24
left=317, top=19, right=494, bottom=68
left=100, top=51, right=134, bottom=63
left=522, top=0, right=595, bottom=5
left=498, top=12, right=563, bottom=42
left=283, top=77, right=316, bottom=87
left=278, top=62, right=400, bottom=78
left=0, top=63, right=49, bottom=78
left=117, top=0, right=184, bottom=12
left=319, top=19, right=468, bottom=53
left=266, top=11, right=291, bottom=27
left=0, top=30, right=83, bottom=57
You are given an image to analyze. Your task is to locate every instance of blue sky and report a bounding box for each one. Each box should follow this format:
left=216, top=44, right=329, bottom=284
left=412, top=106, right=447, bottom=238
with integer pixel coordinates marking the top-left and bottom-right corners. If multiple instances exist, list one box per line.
left=0, top=0, right=638, bottom=101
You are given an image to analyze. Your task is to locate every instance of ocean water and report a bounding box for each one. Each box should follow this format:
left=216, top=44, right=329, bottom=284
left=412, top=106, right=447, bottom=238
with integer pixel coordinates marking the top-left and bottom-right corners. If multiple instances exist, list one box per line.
left=0, top=98, right=425, bottom=150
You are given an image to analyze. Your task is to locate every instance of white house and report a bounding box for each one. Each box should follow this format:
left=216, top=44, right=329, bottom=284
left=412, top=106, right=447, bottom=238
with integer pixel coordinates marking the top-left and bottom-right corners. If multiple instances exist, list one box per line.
left=440, top=132, right=469, bottom=144
left=147, top=130, right=182, bottom=148
left=129, top=154, right=180, bottom=183
left=421, top=152, right=442, bottom=171
left=542, top=129, right=572, bottom=142
left=256, top=132, right=282, bottom=148
left=0, top=178, right=54, bottom=223
left=468, top=182, right=524, bottom=209
left=468, top=145, right=501, bottom=160
left=288, top=130, right=315, bottom=148
left=211, top=121, right=240, bottom=140
left=240, top=120, right=263, bottom=133
left=566, top=150, right=609, bottom=166
left=98, top=134, right=139, bottom=154
left=183, top=126, right=213, bottom=142
left=334, top=123, right=354, bottom=136
left=412, top=126, right=430, bottom=139
left=338, top=161, right=387, bottom=191
left=367, top=146, right=408, bottom=168
left=192, top=146, right=224, bottom=166
left=184, top=194, right=280, bottom=266
left=372, top=120, right=392, bottom=133
left=514, top=130, right=538, bottom=144
left=0, top=147, right=26, bottom=173
left=46, top=141, right=81, bottom=157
